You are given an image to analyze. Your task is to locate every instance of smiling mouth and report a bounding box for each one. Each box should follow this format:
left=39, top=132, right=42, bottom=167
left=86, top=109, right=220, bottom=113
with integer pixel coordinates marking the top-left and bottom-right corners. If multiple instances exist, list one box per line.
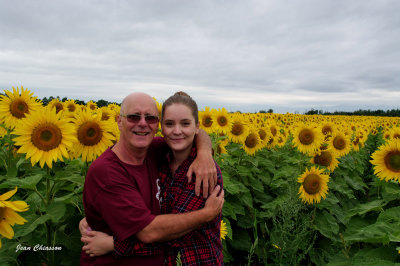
left=134, top=132, right=149, bottom=136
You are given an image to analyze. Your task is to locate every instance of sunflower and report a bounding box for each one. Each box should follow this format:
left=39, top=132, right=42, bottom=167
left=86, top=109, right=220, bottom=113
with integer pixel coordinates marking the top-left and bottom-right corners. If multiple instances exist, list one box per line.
left=311, top=149, right=339, bottom=172
left=276, top=132, right=288, bottom=148
left=320, top=122, right=335, bottom=139
left=48, top=98, right=64, bottom=114
left=13, top=107, right=76, bottom=168
left=217, top=142, right=228, bottom=155
left=292, top=124, right=324, bottom=155
left=370, top=140, right=400, bottom=182
left=213, top=108, right=232, bottom=134
left=199, top=107, right=215, bottom=134
left=0, top=187, right=29, bottom=248
left=390, top=127, right=400, bottom=141
left=242, top=126, right=262, bottom=156
left=64, top=99, right=78, bottom=114
left=220, top=219, right=228, bottom=240
left=153, top=97, right=162, bottom=116
left=329, top=132, right=351, bottom=157
left=257, top=127, right=271, bottom=148
left=0, top=126, right=7, bottom=138
left=0, top=86, right=42, bottom=129
left=86, top=100, right=97, bottom=112
left=227, top=114, right=249, bottom=144
left=72, top=110, right=115, bottom=162
left=298, top=166, right=330, bottom=205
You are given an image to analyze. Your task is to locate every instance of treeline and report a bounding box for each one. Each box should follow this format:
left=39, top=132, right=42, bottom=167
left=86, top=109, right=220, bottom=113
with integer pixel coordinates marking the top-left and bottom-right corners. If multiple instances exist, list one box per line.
left=305, top=108, right=400, bottom=117
left=40, top=96, right=119, bottom=108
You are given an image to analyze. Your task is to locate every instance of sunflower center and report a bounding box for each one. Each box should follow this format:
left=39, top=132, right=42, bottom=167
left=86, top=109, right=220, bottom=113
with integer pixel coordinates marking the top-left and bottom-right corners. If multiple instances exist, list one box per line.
left=322, top=126, right=332, bottom=135
left=54, top=103, right=64, bottom=113
left=333, top=136, right=345, bottom=150
left=202, top=116, right=213, bottom=128
left=303, top=174, right=321, bottom=195
left=231, top=122, right=243, bottom=136
left=314, top=151, right=332, bottom=167
left=245, top=133, right=258, bottom=148
left=353, top=137, right=360, bottom=145
left=101, top=113, right=110, bottom=121
left=258, top=129, right=267, bottom=141
left=217, top=116, right=227, bottom=126
left=10, top=99, right=29, bottom=118
left=0, top=207, right=5, bottom=220
left=31, top=123, right=62, bottom=151
left=299, top=129, right=314, bottom=145
left=393, top=134, right=400, bottom=139
left=270, top=127, right=277, bottom=136
left=384, top=152, right=400, bottom=172
left=67, top=104, right=76, bottom=112
left=78, top=122, right=103, bottom=146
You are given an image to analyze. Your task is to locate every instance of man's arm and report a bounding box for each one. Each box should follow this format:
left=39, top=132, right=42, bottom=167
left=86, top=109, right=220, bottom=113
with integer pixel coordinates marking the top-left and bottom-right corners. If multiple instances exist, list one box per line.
left=136, top=185, right=224, bottom=243
left=79, top=186, right=224, bottom=256
left=187, top=129, right=217, bottom=198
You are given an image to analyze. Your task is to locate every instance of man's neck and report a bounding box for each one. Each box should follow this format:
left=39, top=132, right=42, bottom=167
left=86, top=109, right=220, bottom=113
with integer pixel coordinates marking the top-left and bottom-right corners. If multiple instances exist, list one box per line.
left=112, top=141, right=147, bottom=165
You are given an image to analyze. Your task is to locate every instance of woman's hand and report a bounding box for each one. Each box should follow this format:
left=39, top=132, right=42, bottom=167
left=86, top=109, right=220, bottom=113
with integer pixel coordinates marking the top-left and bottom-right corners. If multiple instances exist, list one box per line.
left=81, top=231, right=114, bottom=257
left=203, top=185, right=224, bottom=221
left=79, top=217, right=91, bottom=236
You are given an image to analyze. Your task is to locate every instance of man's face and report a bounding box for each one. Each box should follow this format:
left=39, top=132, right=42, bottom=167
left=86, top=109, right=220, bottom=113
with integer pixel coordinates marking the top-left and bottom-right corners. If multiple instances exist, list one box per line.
left=118, top=96, right=159, bottom=151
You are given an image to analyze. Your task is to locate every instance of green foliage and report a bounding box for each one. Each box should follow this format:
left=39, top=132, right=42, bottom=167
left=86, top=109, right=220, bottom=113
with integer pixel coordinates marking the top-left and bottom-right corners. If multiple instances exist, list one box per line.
left=1, top=126, right=400, bottom=265
left=215, top=134, right=400, bottom=265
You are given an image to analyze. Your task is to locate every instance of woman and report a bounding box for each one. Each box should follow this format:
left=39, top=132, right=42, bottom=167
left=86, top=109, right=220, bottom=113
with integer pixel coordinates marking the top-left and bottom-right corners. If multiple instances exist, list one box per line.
left=81, top=92, right=223, bottom=265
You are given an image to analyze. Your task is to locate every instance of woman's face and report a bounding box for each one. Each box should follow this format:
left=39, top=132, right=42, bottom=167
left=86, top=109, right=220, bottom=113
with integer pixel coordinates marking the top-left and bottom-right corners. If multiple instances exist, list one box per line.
left=161, top=103, right=199, bottom=153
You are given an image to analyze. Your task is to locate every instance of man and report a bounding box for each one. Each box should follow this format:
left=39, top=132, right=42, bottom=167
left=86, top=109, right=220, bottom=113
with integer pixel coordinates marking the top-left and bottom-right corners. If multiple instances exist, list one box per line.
left=80, top=92, right=224, bottom=265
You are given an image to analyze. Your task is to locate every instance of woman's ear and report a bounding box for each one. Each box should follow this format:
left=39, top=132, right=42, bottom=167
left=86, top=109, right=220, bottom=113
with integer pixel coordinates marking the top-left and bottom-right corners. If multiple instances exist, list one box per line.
left=195, top=122, right=200, bottom=134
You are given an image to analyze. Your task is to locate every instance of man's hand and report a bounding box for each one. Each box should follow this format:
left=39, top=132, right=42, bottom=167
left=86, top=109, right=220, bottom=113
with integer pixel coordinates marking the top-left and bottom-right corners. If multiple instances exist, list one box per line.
left=187, top=150, right=217, bottom=198
left=81, top=231, right=114, bottom=257
left=203, top=185, right=224, bottom=221
left=79, top=217, right=91, bottom=236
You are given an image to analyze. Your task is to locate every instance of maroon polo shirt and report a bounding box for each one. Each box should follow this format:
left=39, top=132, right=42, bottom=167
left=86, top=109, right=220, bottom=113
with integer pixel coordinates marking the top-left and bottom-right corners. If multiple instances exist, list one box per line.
left=80, top=137, right=167, bottom=265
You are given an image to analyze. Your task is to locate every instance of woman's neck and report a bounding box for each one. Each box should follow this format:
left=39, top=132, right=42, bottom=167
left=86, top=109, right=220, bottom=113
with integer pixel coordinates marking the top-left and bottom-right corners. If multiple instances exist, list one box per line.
left=170, top=145, right=193, bottom=173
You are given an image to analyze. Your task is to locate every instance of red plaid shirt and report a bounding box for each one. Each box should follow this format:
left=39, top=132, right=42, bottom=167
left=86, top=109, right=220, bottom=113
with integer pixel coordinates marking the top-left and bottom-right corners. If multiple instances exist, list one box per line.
left=114, top=147, right=223, bottom=265
left=159, top=147, right=223, bottom=265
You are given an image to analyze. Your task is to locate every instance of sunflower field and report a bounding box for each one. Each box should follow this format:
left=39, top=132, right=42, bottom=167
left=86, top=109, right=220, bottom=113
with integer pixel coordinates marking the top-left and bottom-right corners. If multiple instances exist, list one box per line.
left=0, top=86, right=400, bottom=265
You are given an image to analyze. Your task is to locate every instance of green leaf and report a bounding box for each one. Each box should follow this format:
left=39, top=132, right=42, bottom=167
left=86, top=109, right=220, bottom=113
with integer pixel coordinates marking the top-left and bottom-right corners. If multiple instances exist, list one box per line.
left=0, top=174, right=44, bottom=190
left=240, top=192, right=253, bottom=208
left=15, top=214, right=52, bottom=237
left=313, top=210, right=339, bottom=240
left=229, top=228, right=252, bottom=251
left=346, top=200, right=385, bottom=217
left=47, top=201, right=66, bottom=222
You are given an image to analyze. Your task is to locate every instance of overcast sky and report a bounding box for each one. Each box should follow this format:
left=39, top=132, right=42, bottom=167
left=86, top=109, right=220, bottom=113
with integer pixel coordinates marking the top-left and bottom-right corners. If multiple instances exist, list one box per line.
left=1, top=0, right=399, bottom=113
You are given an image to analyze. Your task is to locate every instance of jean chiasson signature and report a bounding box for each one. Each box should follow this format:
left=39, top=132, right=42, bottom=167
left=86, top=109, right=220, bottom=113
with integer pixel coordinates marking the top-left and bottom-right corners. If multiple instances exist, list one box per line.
left=16, top=244, right=62, bottom=252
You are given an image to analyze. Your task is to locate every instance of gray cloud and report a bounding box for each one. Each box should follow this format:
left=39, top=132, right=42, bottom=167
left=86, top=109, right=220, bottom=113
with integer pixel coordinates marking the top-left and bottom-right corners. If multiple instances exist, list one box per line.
left=1, top=0, right=400, bottom=113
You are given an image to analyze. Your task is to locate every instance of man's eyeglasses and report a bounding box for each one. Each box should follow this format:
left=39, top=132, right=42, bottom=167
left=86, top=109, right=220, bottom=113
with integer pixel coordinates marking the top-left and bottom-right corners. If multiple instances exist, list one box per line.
left=120, top=114, right=159, bottom=124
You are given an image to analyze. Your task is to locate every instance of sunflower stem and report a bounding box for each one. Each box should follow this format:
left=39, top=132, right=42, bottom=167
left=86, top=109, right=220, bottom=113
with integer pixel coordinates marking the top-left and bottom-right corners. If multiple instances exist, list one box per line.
left=45, top=166, right=55, bottom=266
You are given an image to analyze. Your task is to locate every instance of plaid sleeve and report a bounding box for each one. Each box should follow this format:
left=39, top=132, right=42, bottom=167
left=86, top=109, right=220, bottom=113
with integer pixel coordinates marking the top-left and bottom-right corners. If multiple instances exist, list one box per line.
left=113, top=235, right=163, bottom=257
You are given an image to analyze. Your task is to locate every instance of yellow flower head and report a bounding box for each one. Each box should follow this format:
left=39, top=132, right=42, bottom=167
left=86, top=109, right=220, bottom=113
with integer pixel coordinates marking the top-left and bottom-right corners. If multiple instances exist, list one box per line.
left=220, top=220, right=228, bottom=240
left=298, top=166, right=330, bottom=205
left=370, top=140, right=400, bottom=182
left=13, top=107, right=76, bottom=168
left=48, top=98, right=65, bottom=114
left=329, top=132, right=351, bottom=157
left=72, top=110, right=116, bottom=162
left=293, top=124, right=324, bottom=155
left=199, top=107, right=215, bottom=134
left=0, top=187, right=29, bottom=248
left=0, top=86, right=42, bottom=129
